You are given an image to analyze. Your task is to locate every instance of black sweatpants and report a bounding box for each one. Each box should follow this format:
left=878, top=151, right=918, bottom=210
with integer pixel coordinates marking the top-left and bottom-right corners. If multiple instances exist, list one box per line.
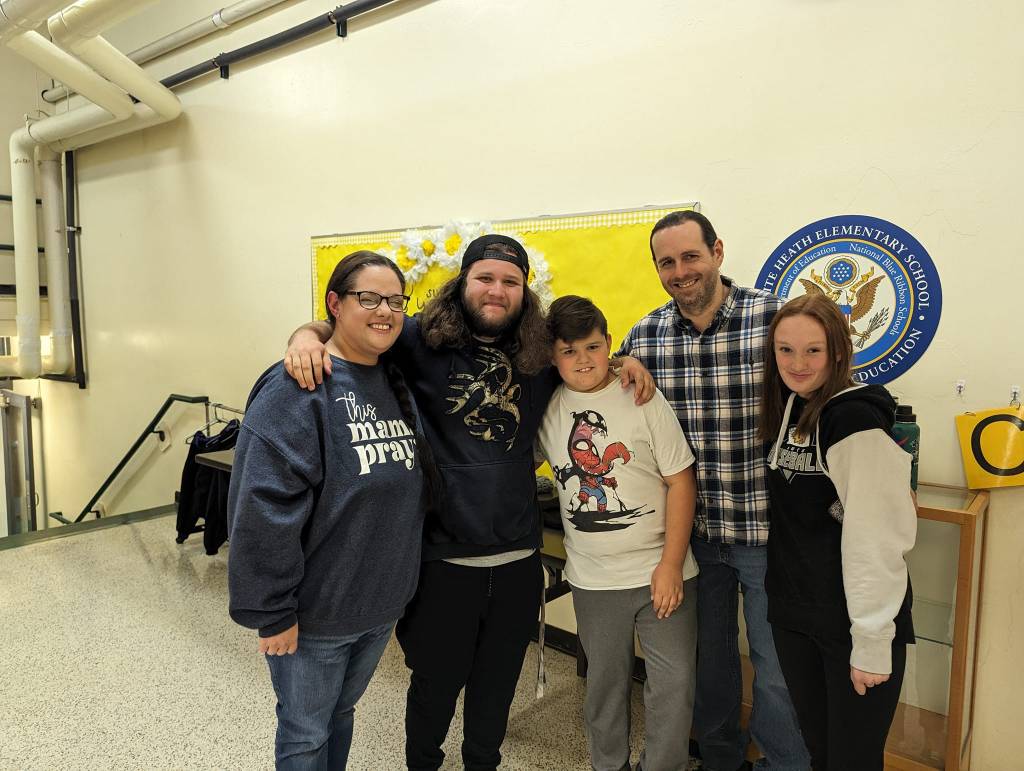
left=396, top=552, right=543, bottom=771
left=771, top=624, right=907, bottom=771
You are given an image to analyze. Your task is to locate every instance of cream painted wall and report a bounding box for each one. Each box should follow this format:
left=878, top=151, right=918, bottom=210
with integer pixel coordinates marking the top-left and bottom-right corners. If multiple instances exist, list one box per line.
left=2, top=0, right=1021, bottom=765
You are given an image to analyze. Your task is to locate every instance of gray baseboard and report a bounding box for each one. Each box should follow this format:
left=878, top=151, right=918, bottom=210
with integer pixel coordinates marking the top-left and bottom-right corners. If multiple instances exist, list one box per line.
left=0, top=503, right=176, bottom=551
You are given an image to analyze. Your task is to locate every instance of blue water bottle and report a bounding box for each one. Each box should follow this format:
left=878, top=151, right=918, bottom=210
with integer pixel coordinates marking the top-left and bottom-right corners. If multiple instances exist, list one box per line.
left=892, top=404, right=920, bottom=490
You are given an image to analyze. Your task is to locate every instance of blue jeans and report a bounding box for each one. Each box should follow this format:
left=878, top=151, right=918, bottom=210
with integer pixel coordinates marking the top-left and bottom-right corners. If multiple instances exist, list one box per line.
left=690, top=538, right=810, bottom=771
left=265, top=621, right=394, bottom=770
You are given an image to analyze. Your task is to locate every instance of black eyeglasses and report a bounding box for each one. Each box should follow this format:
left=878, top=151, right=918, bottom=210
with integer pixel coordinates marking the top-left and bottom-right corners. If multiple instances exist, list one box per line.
left=344, top=291, right=410, bottom=311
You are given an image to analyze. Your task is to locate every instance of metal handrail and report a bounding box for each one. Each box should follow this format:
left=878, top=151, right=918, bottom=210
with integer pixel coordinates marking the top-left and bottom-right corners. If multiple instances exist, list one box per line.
left=49, top=393, right=209, bottom=525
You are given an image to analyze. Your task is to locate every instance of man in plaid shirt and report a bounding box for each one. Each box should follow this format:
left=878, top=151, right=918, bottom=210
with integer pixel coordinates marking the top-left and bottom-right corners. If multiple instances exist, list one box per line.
left=618, top=211, right=810, bottom=771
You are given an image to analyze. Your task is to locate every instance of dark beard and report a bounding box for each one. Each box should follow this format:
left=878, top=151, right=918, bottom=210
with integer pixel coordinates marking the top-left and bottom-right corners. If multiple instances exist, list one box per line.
left=675, top=275, right=720, bottom=315
left=465, top=305, right=520, bottom=339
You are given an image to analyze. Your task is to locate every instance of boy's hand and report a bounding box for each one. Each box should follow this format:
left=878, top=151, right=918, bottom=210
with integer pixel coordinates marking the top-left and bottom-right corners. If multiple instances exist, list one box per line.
left=284, top=329, right=331, bottom=390
left=650, top=562, right=683, bottom=619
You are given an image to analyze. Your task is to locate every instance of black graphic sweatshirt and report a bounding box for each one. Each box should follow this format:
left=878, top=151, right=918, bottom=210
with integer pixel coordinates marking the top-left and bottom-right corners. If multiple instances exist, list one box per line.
left=393, top=316, right=560, bottom=560
left=227, top=358, right=425, bottom=638
left=766, top=384, right=916, bottom=674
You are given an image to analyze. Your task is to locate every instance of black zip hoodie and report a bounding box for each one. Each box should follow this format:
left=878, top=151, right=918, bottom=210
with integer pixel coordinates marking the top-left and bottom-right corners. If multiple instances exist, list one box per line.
left=766, top=384, right=916, bottom=674
left=393, top=316, right=560, bottom=560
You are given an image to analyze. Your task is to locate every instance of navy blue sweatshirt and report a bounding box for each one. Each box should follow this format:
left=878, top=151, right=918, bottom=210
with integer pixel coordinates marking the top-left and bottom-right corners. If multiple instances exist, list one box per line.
left=227, top=357, right=425, bottom=638
left=392, top=316, right=560, bottom=560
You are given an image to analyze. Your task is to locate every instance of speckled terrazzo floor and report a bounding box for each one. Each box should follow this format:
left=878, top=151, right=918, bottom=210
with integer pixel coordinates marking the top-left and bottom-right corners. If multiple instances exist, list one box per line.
left=0, top=514, right=677, bottom=771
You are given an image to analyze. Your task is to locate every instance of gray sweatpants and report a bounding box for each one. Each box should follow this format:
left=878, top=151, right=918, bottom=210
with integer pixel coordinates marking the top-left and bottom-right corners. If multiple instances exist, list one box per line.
left=572, top=578, right=698, bottom=771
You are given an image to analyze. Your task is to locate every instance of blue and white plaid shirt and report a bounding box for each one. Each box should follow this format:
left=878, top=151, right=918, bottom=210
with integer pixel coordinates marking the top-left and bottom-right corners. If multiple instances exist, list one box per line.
left=619, top=277, right=783, bottom=547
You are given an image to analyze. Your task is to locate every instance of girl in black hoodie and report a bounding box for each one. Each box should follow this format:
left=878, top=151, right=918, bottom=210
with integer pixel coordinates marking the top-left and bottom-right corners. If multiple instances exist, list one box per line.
left=759, top=293, right=917, bottom=771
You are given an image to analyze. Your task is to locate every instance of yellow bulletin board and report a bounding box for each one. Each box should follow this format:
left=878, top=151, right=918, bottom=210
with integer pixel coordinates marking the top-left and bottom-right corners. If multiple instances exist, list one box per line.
left=310, top=203, right=698, bottom=347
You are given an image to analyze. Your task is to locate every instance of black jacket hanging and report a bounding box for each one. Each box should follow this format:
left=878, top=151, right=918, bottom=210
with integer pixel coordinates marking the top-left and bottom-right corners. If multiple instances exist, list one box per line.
left=176, top=419, right=240, bottom=554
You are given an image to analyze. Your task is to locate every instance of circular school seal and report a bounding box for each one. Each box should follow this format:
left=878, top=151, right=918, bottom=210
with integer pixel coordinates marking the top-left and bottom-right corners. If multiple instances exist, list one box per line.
left=755, top=215, right=942, bottom=385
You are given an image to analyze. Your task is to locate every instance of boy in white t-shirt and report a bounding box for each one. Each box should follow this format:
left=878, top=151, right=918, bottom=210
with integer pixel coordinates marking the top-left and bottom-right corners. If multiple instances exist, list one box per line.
left=536, top=295, right=699, bottom=771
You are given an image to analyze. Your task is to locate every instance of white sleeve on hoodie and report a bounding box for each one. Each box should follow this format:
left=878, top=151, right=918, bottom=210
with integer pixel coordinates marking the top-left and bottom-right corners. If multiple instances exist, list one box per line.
left=825, top=429, right=917, bottom=674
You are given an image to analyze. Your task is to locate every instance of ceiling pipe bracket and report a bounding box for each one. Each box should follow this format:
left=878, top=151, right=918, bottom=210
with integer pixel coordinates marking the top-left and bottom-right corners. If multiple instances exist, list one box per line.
left=327, top=11, right=346, bottom=37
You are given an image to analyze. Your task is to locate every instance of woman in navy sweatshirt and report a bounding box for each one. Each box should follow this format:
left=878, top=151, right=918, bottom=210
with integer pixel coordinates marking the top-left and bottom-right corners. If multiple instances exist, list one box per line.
left=758, top=293, right=917, bottom=771
left=228, top=251, right=433, bottom=770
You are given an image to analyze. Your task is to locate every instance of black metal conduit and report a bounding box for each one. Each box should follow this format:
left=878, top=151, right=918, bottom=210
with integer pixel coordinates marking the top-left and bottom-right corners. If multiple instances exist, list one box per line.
left=0, top=245, right=45, bottom=253
left=49, top=393, right=209, bottom=525
left=40, top=150, right=88, bottom=388
left=161, top=0, right=398, bottom=89
left=0, top=286, right=48, bottom=296
left=0, top=194, right=42, bottom=204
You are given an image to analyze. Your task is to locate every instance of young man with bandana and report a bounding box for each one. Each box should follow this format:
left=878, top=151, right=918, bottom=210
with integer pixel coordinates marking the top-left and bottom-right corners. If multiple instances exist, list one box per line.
left=284, top=234, right=654, bottom=771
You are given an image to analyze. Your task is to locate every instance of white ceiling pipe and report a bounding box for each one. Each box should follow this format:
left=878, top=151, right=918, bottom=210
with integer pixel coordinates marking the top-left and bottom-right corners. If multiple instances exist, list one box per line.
left=47, top=0, right=159, bottom=42
left=47, top=101, right=165, bottom=151
left=6, top=130, right=43, bottom=377
left=0, top=143, right=74, bottom=377
left=6, top=30, right=134, bottom=123
left=42, top=0, right=289, bottom=102
left=132, top=0, right=289, bottom=62
left=0, top=0, right=71, bottom=44
left=0, top=2, right=64, bottom=374
left=4, top=16, right=137, bottom=378
left=38, top=146, right=71, bottom=374
left=21, top=100, right=137, bottom=146
left=52, top=35, right=181, bottom=120
left=5, top=0, right=178, bottom=377
left=45, top=1, right=182, bottom=131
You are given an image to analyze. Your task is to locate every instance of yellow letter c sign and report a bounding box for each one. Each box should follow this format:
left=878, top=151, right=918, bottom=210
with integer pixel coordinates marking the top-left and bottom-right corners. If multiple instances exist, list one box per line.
left=956, top=407, right=1024, bottom=489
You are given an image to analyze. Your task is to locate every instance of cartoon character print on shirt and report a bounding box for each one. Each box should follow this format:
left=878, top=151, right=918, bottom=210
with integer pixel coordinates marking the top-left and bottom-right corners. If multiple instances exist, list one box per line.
left=445, top=346, right=521, bottom=451
left=769, top=425, right=844, bottom=522
left=552, top=409, right=654, bottom=532
left=337, top=391, right=417, bottom=475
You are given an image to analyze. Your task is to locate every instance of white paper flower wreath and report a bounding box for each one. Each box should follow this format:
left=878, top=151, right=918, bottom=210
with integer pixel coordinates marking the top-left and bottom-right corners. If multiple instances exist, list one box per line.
left=385, top=221, right=554, bottom=308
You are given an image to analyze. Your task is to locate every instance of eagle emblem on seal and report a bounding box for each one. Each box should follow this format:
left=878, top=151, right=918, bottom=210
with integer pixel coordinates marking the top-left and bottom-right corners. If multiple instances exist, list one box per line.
left=800, top=257, right=889, bottom=348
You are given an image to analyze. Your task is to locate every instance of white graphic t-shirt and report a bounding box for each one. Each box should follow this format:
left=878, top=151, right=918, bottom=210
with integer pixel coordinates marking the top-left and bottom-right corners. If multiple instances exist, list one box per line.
left=536, top=379, right=699, bottom=590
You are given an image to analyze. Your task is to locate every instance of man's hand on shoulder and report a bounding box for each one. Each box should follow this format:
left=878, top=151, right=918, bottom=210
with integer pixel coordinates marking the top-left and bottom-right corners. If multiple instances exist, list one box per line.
left=614, top=356, right=655, bottom=405
left=284, top=322, right=333, bottom=391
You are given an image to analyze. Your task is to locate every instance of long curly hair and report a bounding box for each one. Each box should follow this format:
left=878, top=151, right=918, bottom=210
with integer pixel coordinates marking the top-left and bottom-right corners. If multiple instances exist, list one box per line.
left=418, top=269, right=551, bottom=375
